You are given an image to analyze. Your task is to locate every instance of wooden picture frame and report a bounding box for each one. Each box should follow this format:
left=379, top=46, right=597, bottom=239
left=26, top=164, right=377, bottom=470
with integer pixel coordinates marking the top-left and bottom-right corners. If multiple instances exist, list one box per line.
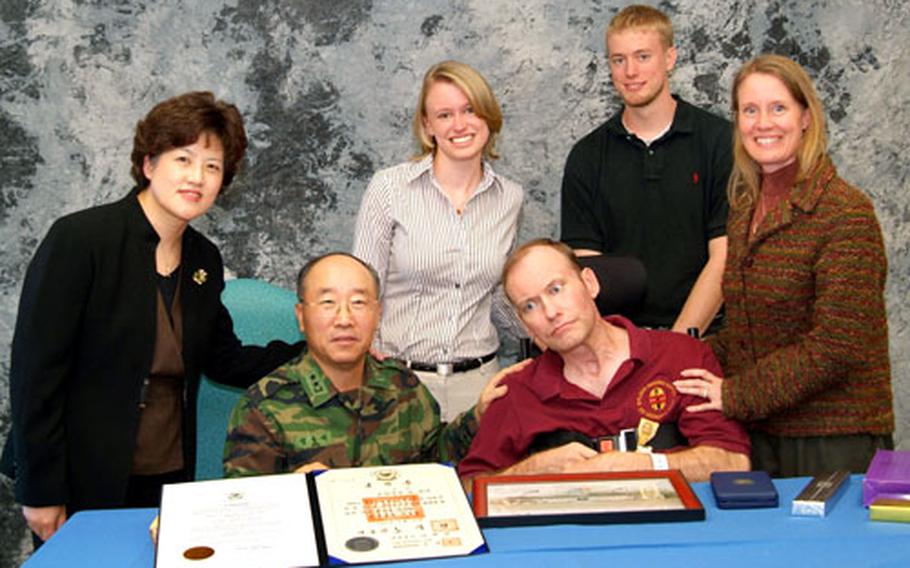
left=472, top=470, right=705, bottom=527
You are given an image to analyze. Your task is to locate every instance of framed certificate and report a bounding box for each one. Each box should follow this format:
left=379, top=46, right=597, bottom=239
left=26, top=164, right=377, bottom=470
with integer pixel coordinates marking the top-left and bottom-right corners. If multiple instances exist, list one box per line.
left=472, top=470, right=705, bottom=527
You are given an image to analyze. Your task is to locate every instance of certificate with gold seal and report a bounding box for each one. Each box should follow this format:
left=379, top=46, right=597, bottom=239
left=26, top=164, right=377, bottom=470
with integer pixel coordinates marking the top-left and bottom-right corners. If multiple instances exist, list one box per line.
left=155, top=473, right=320, bottom=567
left=155, top=463, right=486, bottom=567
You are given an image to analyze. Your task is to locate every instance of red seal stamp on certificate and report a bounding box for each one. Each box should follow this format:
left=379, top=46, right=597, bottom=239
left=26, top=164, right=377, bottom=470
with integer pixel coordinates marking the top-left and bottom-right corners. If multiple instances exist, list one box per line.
left=363, top=495, right=425, bottom=522
left=636, top=378, right=676, bottom=420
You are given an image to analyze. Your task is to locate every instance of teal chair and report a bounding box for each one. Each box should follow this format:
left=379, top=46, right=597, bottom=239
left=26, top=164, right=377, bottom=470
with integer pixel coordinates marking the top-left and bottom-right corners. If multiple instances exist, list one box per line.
left=194, top=278, right=302, bottom=480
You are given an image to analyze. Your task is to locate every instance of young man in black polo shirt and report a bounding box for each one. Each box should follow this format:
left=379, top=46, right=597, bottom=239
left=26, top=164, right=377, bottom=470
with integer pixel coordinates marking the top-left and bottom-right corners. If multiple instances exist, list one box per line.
left=560, top=4, right=732, bottom=335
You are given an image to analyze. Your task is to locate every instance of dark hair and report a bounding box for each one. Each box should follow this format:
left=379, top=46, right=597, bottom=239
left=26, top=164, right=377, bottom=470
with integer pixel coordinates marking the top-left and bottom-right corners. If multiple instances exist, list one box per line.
left=130, top=91, right=247, bottom=190
left=296, top=252, right=381, bottom=300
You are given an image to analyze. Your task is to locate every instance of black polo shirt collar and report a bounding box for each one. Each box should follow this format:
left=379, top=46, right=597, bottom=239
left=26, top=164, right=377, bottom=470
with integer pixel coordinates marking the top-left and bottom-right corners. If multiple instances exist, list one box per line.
left=604, top=95, right=696, bottom=143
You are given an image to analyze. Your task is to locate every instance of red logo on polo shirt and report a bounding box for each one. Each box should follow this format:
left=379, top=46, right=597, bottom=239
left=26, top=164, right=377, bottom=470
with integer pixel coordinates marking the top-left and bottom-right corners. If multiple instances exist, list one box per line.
left=692, top=171, right=700, bottom=185
left=636, top=378, right=676, bottom=420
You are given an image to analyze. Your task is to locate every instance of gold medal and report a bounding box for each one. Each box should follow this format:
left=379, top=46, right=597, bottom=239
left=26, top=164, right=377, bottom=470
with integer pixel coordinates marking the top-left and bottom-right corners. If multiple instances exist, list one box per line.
left=636, top=417, right=660, bottom=448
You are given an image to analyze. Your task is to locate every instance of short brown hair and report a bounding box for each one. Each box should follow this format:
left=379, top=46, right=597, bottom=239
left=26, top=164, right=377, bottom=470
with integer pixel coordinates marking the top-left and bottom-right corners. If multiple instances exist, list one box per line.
left=412, top=60, right=503, bottom=161
left=502, top=238, right=582, bottom=303
left=728, top=54, right=828, bottom=209
left=130, top=91, right=247, bottom=191
left=607, top=4, right=674, bottom=49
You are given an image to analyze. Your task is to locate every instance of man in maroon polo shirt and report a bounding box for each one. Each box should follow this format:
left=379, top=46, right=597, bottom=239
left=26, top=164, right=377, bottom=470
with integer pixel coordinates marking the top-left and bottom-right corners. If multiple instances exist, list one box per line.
left=458, top=239, right=749, bottom=482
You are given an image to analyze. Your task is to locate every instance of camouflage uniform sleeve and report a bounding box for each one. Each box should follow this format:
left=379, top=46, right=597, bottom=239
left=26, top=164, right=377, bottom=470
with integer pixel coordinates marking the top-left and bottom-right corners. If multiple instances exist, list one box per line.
left=415, top=386, right=480, bottom=464
left=223, top=392, right=286, bottom=477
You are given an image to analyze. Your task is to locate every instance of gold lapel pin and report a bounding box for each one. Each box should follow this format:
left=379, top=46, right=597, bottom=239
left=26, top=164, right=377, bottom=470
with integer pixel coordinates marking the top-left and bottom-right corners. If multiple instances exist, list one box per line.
left=192, top=269, right=208, bottom=285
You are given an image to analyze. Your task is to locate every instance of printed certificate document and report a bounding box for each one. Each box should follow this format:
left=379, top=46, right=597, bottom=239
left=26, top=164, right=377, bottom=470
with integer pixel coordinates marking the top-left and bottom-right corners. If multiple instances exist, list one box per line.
left=155, top=464, right=486, bottom=566
left=155, top=473, right=320, bottom=567
left=315, top=463, right=486, bottom=564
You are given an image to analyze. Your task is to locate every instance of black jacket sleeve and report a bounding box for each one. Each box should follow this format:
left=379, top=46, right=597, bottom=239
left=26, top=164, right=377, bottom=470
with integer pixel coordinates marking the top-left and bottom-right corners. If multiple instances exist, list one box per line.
left=9, top=218, right=92, bottom=505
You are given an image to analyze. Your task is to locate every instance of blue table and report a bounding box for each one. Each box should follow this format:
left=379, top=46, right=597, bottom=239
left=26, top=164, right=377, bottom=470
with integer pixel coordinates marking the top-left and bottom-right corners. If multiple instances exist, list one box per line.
left=24, top=476, right=910, bottom=567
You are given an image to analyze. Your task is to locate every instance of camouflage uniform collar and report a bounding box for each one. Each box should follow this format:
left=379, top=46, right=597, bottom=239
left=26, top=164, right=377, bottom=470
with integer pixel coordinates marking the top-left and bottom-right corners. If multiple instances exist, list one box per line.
left=296, top=353, right=399, bottom=407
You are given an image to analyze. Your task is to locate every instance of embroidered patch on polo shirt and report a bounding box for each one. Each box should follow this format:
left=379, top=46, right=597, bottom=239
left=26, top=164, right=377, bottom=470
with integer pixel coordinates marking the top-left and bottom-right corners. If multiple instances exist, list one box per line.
left=636, top=378, right=676, bottom=420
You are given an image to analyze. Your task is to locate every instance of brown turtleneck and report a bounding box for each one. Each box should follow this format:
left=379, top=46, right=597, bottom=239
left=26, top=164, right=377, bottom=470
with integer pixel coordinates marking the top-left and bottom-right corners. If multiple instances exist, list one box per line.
left=751, top=160, right=799, bottom=234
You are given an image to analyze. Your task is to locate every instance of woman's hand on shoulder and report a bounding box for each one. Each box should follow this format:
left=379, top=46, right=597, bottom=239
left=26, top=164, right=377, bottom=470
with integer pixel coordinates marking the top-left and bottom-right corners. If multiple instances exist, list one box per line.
left=674, top=368, right=724, bottom=413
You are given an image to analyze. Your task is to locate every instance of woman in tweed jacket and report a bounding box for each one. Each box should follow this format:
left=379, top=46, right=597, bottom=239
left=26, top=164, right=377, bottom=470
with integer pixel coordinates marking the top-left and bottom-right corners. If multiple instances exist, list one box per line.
left=674, top=55, right=893, bottom=477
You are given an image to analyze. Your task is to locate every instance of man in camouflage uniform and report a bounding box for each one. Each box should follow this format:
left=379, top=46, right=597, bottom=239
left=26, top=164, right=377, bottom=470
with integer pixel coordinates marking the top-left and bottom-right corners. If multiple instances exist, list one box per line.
left=223, top=253, right=512, bottom=477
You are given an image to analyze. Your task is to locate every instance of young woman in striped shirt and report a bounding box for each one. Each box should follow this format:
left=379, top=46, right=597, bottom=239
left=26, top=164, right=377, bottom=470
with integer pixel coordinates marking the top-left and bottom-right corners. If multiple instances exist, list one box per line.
left=354, top=60, right=523, bottom=421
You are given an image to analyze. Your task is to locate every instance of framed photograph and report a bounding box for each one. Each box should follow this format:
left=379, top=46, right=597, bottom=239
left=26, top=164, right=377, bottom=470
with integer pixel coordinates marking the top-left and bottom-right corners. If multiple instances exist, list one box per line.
left=472, top=470, right=705, bottom=527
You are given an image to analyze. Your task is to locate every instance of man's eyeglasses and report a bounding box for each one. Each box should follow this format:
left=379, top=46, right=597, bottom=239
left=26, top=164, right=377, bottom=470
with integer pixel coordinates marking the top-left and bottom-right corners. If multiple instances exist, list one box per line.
left=299, top=297, right=377, bottom=316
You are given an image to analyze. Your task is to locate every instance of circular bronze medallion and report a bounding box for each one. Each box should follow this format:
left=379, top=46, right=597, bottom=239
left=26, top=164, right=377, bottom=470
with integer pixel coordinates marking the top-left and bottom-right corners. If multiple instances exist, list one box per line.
left=346, top=536, right=379, bottom=552
left=183, top=546, right=215, bottom=560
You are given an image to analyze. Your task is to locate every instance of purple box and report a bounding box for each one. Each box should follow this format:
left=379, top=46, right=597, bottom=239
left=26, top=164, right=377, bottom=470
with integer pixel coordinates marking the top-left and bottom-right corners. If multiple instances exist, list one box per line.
left=863, top=450, right=910, bottom=507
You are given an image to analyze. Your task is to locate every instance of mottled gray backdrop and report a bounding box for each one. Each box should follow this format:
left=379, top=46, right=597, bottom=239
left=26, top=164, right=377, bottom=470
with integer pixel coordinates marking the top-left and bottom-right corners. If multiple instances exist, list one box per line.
left=1, top=0, right=907, bottom=563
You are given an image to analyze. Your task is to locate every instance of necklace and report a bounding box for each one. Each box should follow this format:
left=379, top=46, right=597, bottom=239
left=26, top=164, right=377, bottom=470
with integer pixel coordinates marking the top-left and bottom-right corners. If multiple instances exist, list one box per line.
left=155, top=237, right=183, bottom=276
left=159, top=263, right=180, bottom=277
left=157, top=250, right=182, bottom=276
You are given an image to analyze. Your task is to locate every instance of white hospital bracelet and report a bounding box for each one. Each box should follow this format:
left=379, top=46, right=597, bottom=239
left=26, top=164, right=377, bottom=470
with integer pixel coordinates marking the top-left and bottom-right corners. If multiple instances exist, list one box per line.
left=650, top=452, right=669, bottom=471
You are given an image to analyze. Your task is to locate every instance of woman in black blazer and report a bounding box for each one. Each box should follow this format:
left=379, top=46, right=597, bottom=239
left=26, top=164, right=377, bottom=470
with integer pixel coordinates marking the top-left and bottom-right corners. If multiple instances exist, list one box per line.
left=4, top=92, right=302, bottom=542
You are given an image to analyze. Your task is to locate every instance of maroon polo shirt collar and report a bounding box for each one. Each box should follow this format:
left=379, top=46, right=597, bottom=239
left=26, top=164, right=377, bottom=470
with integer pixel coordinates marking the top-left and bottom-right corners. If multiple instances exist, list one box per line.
left=527, top=315, right=653, bottom=401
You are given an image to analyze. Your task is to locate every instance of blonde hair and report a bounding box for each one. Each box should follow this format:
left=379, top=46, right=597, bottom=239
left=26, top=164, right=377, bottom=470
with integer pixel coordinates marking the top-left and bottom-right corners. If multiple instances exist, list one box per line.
left=728, top=54, right=828, bottom=209
left=412, top=60, right=503, bottom=161
left=502, top=238, right=582, bottom=303
left=606, top=4, right=674, bottom=49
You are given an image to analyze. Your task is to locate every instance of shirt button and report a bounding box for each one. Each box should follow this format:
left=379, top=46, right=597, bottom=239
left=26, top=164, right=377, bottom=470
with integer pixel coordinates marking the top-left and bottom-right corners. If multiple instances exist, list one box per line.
left=454, top=283, right=461, bottom=289
left=648, top=149, right=654, bottom=155
left=743, top=257, right=754, bottom=268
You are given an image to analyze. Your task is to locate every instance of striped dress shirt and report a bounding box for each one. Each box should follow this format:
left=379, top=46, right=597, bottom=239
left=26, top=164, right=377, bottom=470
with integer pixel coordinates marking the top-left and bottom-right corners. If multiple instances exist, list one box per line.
left=353, top=155, right=523, bottom=364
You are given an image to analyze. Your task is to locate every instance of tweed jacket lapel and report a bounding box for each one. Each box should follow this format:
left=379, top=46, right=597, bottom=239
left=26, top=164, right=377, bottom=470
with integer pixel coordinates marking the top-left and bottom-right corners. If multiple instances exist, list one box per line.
left=746, top=156, right=835, bottom=249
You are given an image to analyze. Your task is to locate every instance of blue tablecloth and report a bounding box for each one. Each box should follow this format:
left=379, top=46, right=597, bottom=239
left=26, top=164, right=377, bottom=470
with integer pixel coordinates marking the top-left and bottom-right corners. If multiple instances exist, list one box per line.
left=24, top=476, right=910, bottom=567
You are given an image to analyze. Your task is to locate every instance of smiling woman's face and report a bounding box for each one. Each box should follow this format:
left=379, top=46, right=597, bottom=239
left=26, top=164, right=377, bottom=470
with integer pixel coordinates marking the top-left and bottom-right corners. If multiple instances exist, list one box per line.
left=736, top=72, right=810, bottom=174
left=141, top=133, right=225, bottom=226
left=421, top=80, right=490, bottom=166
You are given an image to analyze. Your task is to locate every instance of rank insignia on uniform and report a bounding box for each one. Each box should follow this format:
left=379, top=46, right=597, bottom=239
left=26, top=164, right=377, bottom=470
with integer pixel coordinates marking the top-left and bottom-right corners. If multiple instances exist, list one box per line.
left=636, top=378, right=676, bottom=421
left=192, top=268, right=208, bottom=285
